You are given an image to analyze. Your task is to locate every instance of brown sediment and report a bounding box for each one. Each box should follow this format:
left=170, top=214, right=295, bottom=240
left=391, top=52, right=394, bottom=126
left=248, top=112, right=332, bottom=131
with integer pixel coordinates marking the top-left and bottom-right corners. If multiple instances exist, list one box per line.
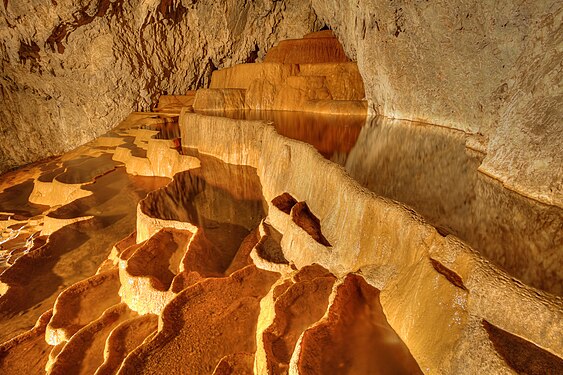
left=297, top=274, right=423, bottom=374
left=118, top=266, right=279, bottom=374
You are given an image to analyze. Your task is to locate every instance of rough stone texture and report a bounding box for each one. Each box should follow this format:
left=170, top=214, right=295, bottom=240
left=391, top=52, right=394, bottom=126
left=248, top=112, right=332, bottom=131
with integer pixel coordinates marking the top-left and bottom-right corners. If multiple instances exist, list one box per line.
left=179, top=112, right=563, bottom=369
left=311, top=0, right=562, bottom=206
left=0, top=0, right=320, bottom=174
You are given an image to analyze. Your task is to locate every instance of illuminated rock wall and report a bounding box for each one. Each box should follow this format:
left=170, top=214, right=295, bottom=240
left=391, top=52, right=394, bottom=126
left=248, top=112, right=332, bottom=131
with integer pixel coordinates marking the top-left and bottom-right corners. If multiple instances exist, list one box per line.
left=311, top=0, right=562, bottom=206
left=0, top=0, right=320, bottom=173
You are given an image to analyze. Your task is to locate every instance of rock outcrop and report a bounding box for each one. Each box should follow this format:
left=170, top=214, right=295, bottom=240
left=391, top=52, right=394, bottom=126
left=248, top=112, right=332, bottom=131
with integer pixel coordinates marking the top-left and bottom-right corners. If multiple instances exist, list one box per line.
left=2, top=1, right=561, bottom=207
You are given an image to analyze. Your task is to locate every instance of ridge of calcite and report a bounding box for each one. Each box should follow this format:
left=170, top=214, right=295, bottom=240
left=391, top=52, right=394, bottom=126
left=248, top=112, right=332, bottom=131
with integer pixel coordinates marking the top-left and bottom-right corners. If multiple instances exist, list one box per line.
left=178, top=109, right=563, bottom=372
left=196, top=32, right=367, bottom=116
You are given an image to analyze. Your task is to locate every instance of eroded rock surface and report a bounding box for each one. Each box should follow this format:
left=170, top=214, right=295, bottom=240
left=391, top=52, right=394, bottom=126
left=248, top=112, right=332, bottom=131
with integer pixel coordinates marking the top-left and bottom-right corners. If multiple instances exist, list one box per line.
left=312, top=0, right=562, bottom=206
left=0, top=29, right=561, bottom=375
left=0, top=0, right=320, bottom=173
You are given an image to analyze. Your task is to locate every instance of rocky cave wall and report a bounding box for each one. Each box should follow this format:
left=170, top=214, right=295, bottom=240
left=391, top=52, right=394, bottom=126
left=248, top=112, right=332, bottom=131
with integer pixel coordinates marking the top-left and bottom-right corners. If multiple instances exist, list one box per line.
left=1, top=0, right=561, bottom=206
left=311, top=0, right=562, bottom=206
left=0, top=0, right=320, bottom=173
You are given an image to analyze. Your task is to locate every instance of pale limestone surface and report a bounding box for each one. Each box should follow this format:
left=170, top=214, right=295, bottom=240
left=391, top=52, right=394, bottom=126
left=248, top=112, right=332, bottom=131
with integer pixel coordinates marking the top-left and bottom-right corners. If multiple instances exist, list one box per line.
left=311, top=0, right=562, bottom=206
left=202, top=44, right=367, bottom=115
left=0, top=0, right=320, bottom=173
left=179, top=111, right=563, bottom=372
left=0, top=21, right=561, bottom=372
left=344, top=117, right=563, bottom=294
left=1, top=107, right=561, bottom=374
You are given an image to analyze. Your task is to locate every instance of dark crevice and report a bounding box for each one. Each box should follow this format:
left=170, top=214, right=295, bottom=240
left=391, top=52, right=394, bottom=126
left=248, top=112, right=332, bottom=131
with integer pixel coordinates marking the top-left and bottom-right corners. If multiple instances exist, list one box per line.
left=272, top=193, right=298, bottom=215
left=291, top=202, right=331, bottom=247
left=483, top=320, right=563, bottom=375
left=429, top=258, right=467, bottom=291
left=18, top=41, right=41, bottom=70
left=158, top=0, right=188, bottom=22
left=245, top=44, right=259, bottom=64
left=45, top=0, right=123, bottom=54
left=272, top=194, right=331, bottom=247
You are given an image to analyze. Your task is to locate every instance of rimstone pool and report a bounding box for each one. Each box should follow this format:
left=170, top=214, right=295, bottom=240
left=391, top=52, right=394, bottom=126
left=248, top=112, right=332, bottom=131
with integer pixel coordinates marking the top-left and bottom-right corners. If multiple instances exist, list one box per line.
left=0, top=31, right=561, bottom=375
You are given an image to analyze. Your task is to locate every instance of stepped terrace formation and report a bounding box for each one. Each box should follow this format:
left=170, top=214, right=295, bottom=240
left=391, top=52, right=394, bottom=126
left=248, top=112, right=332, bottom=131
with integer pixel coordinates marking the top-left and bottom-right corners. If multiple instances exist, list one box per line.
left=1, top=15, right=562, bottom=375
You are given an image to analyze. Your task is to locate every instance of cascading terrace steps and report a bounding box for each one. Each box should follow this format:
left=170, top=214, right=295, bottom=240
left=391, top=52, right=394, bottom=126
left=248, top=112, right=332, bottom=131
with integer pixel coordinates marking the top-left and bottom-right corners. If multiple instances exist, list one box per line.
left=0, top=30, right=561, bottom=375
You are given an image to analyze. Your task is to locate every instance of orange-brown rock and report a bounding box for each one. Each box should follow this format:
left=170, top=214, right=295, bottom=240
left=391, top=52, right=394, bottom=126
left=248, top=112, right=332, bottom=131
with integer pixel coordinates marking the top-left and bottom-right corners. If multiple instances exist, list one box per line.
left=96, top=314, right=158, bottom=375
left=210, top=64, right=299, bottom=91
left=296, top=274, right=422, bottom=374
left=48, top=303, right=135, bottom=375
left=46, top=269, right=121, bottom=345
left=179, top=111, right=563, bottom=372
left=212, top=353, right=255, bottom=375
left=258, top=264, right=336, bottom=374
left=272, top=76, right=332, bottom=111
left=155, top=92, right=196, bottom=114
left=193, top=89, right=248, bottom=112
left=299, top=63, right=365, bottom=100
left=202, top=33, right=367, bottom=115
left=118, top=266, right=279, bottom=374
left=119, top=229, right=192, bottom=315
left=0, top=309, right=53, bottom=375
left=264, top=30, right=350, bottom=64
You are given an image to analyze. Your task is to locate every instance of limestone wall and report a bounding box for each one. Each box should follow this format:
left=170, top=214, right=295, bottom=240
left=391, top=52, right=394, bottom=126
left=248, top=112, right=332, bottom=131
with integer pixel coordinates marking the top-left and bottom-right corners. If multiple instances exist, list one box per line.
left=2, top=1, right=560, bottom=206
left=0, top=0, right=320, bottom=173
left=179, top=111, right=563, bottom=371
left=312, top=0, right=562, bottom=206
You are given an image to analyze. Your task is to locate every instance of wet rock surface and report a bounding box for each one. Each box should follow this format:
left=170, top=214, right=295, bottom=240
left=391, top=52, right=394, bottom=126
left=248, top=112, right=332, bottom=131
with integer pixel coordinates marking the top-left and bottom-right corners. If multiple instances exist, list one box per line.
left=312, top=0, right=562, bottom=206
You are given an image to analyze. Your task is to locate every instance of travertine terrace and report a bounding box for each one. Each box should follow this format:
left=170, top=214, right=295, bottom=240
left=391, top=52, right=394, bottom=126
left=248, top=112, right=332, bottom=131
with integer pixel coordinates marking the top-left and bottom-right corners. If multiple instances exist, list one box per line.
left=0, top=30, right=562, bottom=375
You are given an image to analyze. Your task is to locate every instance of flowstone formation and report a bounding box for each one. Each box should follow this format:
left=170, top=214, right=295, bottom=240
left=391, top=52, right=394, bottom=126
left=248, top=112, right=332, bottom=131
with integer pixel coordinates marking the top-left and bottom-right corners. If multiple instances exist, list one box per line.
left=0, top=31, right=562, bottom=375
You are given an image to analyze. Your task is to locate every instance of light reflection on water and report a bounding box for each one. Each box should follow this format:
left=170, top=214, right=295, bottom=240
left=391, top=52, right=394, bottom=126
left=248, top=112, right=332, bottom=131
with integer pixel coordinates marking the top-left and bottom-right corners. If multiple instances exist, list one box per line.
left=346, top=117, right=562, bottom=294
left=0, top=109, right=561, bottom=345
left=195, top=109, right=366, bottom=162
left=200, top=109, right=563, bottom=295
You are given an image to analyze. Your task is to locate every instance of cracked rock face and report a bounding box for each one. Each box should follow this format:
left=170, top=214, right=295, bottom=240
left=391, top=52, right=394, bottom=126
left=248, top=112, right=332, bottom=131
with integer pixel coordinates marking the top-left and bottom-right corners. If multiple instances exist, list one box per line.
left=311, top=0, right=562, bottom=206
left=0, top=0, right=320, bottom=173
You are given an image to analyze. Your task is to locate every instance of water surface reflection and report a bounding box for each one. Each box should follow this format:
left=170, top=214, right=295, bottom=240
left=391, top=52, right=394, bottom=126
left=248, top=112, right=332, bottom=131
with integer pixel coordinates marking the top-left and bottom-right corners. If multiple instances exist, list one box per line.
left=346, top=117, right=562, bottom=295
left=196, top=109, right=366, bottom=162
left=198, top=110, right=562, bottom=294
